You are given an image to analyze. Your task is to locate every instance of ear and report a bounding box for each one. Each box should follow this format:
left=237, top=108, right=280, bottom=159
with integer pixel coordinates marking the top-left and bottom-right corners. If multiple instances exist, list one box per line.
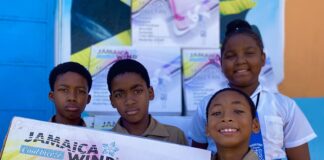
left=148, top=86, right=154, bottom=100
left=109, top=94, right=116, bottom=108
left=251, top=118, right=260, bottom=133
left=261, top=52, right=266, bottom=67
left=48, top=91, right=54, bottom=102
left=87, top=94, right=91, bottom=104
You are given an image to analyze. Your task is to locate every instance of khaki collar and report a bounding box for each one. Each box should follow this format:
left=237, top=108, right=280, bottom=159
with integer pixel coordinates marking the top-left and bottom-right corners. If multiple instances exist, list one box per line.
left=50, top=115, right=86, bottom=127
left=114, top=115, right=170, bottom=138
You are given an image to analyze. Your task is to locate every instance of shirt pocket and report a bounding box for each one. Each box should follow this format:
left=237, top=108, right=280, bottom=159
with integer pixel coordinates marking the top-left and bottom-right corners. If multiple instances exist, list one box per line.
left=264, top=116, right=284, bottom=145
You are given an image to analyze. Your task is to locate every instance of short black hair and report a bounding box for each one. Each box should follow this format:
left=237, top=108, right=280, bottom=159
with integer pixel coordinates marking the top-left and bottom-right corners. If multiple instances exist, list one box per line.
left=206, top=88, right=256, bottom=121
left=49, top=62, right=92, bottom=92
left=221, top=19, right=264, bottom=55
left=107, top=59, right=150, bottom=93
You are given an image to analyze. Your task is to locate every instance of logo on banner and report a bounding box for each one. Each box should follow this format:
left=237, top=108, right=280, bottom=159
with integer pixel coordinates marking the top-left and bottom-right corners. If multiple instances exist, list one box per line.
left=23, top=131, right=119, bottom=160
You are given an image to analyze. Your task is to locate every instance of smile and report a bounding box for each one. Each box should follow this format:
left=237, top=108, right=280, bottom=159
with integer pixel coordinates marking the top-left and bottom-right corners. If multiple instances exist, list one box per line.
left=219, top=128, right=238, bottom=133
left=235, top=69, right=249, bottom=73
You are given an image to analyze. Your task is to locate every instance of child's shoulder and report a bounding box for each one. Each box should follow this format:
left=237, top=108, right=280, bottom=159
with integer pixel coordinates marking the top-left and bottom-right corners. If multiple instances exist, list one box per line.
left=152, top=117, right=188, bottom=145
left=152, top=117, right=185, bottom=135
left=262, top=87, right=297, bottom=106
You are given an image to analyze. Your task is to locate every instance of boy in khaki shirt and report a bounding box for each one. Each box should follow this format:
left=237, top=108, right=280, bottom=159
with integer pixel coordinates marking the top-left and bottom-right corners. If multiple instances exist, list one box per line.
left=48, top=62, right=92, bottom=126
left=107, top=59, right=187, bottom=145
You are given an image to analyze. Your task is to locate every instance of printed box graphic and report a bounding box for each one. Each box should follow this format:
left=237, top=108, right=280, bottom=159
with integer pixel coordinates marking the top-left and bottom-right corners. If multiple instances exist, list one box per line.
left=1, top=117, right=211, bottom=160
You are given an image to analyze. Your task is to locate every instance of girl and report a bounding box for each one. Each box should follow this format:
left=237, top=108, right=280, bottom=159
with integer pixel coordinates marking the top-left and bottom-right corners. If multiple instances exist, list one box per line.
left=190, top=19, right=316, bottom=160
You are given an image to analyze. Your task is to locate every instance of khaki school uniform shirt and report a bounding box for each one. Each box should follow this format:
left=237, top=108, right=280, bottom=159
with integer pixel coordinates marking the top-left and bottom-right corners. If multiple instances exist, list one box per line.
left=50, top=115, right=86, bottom=127
left=112, top=116, right=188, bottom=145
left=212, top=149, right=258, bottom=160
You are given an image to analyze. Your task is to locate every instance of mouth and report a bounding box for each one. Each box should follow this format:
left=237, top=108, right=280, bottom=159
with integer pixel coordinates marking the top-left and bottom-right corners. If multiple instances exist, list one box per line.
left=234, top=68, right=249, bottom=74
left=65, top=105, right=80, bottom=112
left=219, top=128, right=239, bottom=135
left=125, top=108, right=140, bottom=116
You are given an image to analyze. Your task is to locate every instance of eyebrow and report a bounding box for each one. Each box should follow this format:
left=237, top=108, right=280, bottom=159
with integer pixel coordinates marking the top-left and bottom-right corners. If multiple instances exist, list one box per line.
left=112, top=84, right=143, bottom=94
left=58, top=84, right=86, bottom=89
left=245, top=46, right=258, bottom=50
left=231, top=100, right=242, bottom=104
left=212, top=100, right=242, bottom=106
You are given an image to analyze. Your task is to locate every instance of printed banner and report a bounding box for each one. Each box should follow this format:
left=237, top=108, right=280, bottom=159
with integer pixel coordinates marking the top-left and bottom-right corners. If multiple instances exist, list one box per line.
left=1, top=117, right=211, bottom=160
left=86, top=46, right=182, bottom=115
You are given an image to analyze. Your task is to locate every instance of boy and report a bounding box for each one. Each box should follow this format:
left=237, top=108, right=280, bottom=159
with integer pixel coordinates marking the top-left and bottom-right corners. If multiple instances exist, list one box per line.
left=107, top=59, right=187, bottom=145
left=48, top=61, right=92, bottom=126
left=206, top=88, right=259, bottom=160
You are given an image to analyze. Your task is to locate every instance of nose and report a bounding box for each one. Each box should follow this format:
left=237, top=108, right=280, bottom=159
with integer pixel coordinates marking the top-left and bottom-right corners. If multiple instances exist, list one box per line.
left=235, top=54, right=247, bottom=64
left=124, top=93, right=136, bottom=105
left=67, top=90, right=77, bottom=102
left=221, top=111, right=233, bottom=122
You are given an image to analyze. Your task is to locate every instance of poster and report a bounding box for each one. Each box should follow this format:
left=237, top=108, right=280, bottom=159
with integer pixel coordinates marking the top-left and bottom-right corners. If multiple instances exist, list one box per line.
left=56, top=0, right=284, bottom=116
left=132, top=0, right=219, bottom=47
left=1, top=117, right=211, bottom=160
left=86, top=46, right=182, bottom=115
left=182, top=48, right=226, bottom=114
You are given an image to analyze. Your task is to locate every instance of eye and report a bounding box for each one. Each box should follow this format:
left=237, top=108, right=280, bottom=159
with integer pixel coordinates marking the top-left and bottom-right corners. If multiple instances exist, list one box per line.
left=223, top=52, right=236, bottom=59
left=78, top=89, right=87, bottom=95
left=234, top=109, right=245, bottom=114
left=210, top=111, right=221, bottom=116
left=58, top=88, right=68, bottom=93
left=114, top=92, right=124, bottom=99
left=134, top=88, right=143, bottom=95
left=245, top=51, right=256, bottom=57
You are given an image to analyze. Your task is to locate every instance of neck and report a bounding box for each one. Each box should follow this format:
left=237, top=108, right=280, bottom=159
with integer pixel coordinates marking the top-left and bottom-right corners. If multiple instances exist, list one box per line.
left=229, top=82, right=259, bottom=96
left=54, top=115, right=82, bottom=126
left=121, top=115, right=150, bottom=136
left=215, top=146, right=250, bottom=160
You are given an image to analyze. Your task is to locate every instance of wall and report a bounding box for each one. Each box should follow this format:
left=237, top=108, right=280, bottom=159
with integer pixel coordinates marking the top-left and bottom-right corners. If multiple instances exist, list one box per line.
left=282, top=0, right=324, bottom=159
left=280, top=0, right=324, bottom=97
left=0, top=0, right=56, bottom=146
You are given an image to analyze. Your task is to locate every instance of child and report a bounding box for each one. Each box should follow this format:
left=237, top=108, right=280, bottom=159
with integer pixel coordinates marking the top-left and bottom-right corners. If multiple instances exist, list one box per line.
left=190, top=19, right=316, bottom=159
left=48, top=61, right=92, bottom=126
left=107, top=59, right=187, bottom=145
left=206, top=88, right=259, bottom=160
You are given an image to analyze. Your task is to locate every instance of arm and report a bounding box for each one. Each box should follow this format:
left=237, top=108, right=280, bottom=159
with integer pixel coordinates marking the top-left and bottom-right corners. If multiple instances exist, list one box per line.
left=282, top=98, right=316, bottom=160
left=286, top=143, right=310, bottom=160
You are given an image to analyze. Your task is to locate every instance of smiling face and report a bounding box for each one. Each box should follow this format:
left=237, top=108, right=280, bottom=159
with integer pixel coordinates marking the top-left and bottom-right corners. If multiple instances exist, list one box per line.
left=49, top=72, right=91, bottom=123
left=206, top=90, right=259, bottom=148
left=110, top=72, right=154, bottom=126
left=221, top=34, right=265, bottom=91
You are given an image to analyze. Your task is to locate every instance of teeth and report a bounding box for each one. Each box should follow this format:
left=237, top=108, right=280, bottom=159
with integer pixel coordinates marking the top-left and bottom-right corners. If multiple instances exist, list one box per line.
left=237, top=70, right=247, bottom=73
left=220, top=128, right=238, bottom=133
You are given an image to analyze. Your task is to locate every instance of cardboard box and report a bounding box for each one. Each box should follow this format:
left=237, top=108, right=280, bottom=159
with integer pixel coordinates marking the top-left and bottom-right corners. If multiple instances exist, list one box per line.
left=1, top=117, right=210, bottom=160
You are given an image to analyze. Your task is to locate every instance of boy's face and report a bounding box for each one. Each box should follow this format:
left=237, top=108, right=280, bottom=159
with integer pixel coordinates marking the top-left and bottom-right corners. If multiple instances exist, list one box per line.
left=206, top=90, right=259, bottom=148
left=221, top=34, right=265, bottom=89
left=49, top=72, right=91, bottom=121
left=110, top=72, right=154, bottom=124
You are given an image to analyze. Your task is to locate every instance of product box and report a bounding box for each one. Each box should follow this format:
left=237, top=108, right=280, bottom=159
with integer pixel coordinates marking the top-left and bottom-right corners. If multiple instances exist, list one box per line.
left=1, top=117, right=210, bottom=160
